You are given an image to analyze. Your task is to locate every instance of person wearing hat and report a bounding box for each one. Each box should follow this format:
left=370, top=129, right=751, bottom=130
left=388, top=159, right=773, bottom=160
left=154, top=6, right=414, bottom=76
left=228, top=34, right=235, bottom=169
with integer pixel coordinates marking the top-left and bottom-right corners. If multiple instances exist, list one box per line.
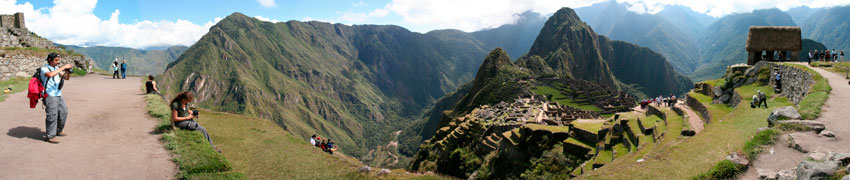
left=111, top=59, right=120, bottom=79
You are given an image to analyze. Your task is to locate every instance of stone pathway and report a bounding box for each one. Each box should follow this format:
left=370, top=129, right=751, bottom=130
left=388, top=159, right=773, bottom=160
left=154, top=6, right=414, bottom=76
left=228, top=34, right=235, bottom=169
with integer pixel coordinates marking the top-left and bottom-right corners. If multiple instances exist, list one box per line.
left=741, top=62, right=850, bottom=179
left=0, top=75, right=176, bottom=179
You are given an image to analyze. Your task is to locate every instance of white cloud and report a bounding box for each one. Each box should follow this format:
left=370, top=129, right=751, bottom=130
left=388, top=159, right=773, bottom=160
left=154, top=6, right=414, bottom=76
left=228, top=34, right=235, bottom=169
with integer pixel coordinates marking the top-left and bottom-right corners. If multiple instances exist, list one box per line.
left=352, top=1, right=366, bottom=7
left=257, top=0, right=276, bottom=8
left=360, top=0, right=850, bottom=32
left=338, top=8, right=390, bottom=23
left=254, top=15, right=280, bottom=23
left=0, top=0, right=220, bottom=49
left=302, top=16, right=334, bottom=23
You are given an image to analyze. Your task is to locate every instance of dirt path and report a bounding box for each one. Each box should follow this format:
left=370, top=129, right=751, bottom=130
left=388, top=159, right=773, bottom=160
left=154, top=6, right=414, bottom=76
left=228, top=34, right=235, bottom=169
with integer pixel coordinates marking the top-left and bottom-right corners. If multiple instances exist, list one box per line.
left=0, top=75, right=175, bottom=179
left=742, top=63, right=850, bottom=179
left=675, top=101, right=705, bottom=133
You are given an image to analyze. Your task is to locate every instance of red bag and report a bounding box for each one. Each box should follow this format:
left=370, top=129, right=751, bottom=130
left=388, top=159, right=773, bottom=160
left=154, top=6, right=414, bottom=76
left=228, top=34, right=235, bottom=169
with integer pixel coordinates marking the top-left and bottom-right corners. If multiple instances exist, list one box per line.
left=26, top=69, right=46, bottom=108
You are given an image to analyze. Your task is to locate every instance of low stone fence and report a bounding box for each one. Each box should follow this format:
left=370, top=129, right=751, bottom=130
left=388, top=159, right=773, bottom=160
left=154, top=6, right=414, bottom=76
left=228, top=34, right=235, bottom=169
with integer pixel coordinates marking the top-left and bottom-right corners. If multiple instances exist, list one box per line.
left=571, top=127, right=598, bottom=144
left=0, top=51, right=86, bottom=81
left=645, top=105, right=667, bottom=124
left=770, top=64, right=814, bottom=105
left=686, top=94, right=711, bottom=124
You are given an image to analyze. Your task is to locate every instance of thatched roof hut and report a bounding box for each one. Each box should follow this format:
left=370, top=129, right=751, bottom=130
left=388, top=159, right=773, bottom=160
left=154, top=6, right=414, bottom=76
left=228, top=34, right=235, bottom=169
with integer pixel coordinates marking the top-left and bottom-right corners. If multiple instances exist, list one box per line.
left=746, top=26, right=801, bottom=51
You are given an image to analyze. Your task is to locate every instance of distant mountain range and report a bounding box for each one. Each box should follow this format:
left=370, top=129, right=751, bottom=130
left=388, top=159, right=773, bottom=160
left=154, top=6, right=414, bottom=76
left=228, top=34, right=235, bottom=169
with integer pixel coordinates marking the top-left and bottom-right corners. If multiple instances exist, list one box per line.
left=156, top=8, right=691, bottom=168
left=65, top=45, right=188, bottom=76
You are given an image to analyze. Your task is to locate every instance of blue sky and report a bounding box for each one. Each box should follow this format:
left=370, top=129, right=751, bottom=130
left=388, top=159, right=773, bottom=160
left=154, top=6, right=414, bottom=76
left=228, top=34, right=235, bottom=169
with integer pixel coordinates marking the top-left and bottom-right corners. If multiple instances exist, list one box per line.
left=2, top=0, right=849, bottom=49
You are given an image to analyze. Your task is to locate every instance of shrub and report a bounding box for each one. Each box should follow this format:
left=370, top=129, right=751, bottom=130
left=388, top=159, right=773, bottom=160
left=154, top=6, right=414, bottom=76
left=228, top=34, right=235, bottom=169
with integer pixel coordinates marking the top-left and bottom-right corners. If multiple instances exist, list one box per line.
left=743, top=129, right=779, bottom=160
left=693, top=160, right=746, bottom=180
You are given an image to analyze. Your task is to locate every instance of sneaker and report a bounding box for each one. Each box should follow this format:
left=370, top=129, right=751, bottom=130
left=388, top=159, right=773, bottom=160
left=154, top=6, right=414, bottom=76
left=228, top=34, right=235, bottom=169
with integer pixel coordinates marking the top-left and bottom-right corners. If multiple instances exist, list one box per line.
left=57, top=132, right=67, bottom=136
left=45, top=138, right=60, bottom=144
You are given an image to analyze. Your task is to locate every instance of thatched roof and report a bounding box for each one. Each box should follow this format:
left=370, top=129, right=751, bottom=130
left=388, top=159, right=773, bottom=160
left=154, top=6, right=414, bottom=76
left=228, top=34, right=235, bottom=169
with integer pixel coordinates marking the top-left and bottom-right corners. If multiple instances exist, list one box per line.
left=746, top=26, right=801, bottom=51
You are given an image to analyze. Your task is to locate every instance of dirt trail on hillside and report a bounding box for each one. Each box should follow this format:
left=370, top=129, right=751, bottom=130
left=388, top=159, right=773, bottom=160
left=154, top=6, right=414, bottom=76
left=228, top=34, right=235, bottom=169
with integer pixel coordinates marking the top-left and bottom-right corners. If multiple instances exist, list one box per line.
left=742, top=63, right=850, bottom=179
left=675, top=101, right=705, bottom=133
left=0, top=75, right=175, bottom=179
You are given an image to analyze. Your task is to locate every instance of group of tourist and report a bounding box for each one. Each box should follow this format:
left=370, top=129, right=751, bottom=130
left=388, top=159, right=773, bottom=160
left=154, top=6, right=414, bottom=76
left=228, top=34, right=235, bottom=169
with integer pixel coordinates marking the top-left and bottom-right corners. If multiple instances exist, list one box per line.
left=111, top=59, right=128, bottom=79
left=807, top=49, right=844, bottom=64
left=309, top=135, right=337, bottom=154
left=639, top=94, right=677, bottom=109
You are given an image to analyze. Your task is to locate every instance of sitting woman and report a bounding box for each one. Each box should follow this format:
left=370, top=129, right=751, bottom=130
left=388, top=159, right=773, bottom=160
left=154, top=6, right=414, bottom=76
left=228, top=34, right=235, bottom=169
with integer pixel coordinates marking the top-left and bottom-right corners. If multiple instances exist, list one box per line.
left=171, top=91, right=220, bottom=153
left=145, top=75, right=161, bottom=94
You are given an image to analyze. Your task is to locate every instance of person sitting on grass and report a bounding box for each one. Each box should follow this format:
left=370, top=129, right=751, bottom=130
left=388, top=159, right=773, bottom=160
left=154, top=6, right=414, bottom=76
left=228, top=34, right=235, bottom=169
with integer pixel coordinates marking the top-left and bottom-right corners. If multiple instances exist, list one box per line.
left=750, top=95, right=759, bottom=108
left=170, top=91, right=221, bottom=153
left=3, top=88, right=10, bottom=94
left=310, top=135, right=317, bottom=146
left=145, top=75, right=160, bottom=94
left=327, top=139, right=336, bottom=154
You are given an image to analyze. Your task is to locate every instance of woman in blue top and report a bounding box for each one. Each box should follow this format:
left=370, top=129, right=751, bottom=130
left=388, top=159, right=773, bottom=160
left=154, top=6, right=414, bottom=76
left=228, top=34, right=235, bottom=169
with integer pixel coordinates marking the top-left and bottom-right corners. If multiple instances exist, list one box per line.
left=120, top=60, right=127, bottom=79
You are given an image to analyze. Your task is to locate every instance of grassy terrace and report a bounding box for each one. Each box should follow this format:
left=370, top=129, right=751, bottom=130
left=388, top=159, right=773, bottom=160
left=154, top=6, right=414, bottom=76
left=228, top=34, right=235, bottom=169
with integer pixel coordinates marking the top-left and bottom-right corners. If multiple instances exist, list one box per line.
left=572, top=121, right=605, bottom=133
left=531, top=85, right=602, bottom=112
left=582, top=81, right=792, bottom=179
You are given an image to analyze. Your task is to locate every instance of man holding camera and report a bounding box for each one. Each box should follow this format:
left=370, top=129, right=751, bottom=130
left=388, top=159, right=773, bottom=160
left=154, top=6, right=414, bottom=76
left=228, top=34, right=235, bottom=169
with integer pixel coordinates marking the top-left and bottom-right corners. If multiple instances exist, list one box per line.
left=41, top=53, right=72, bottom=143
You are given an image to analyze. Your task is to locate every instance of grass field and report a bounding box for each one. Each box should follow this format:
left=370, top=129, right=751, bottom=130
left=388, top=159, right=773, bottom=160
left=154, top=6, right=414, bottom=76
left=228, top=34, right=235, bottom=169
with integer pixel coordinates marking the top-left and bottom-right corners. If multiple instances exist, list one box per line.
left=0, top=77, right=29, bottom=102
left=582, top=83, right=791, bottom=179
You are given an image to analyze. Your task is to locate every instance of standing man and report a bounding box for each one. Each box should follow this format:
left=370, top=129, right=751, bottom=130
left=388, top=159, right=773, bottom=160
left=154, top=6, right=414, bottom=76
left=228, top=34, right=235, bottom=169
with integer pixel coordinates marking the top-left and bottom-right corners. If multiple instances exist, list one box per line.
left=833, top=49, right=838, bottom=62
left=120, top=60, right=128, bottom=79
left=808, top=50, right=813, bottom=64
left=775, top=72, right=782, bottom=90
left=757, top=90, right=768, bottom=108
left=40, top=53, right=72, bottom=143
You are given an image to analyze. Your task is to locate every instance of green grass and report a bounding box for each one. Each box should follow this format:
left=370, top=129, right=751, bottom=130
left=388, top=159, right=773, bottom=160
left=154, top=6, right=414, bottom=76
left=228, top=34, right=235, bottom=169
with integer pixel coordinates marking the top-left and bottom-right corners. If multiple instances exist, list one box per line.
left=525, top=124, right=570, bottom=133
left=144, top=94, right=241, bottom=179
left=642, top=115, right=661, bottom=129
left=692, top=160, right=747, bottom=180
left=582, top=83, right=792, bottom=179
left=0, top=77, right=30, bottom=102
left=784, top=64, right=831, bottom=120
left=742, top=129, right=779, bottom=160
left=532, top=85, right=603, bottom=112
left=572, top=121, right=604, bottom=133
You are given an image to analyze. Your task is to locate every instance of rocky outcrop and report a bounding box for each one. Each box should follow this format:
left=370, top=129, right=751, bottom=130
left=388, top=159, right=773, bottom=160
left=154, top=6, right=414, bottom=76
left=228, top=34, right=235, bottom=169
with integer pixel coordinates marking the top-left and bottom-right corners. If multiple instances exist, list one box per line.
left=770, top=64, right=814, bottom=105
left=776, top=120, right=825, bottom=133
left=794, top=152, right=850, bottom=180
left=767, top=106, right=802, bottom=127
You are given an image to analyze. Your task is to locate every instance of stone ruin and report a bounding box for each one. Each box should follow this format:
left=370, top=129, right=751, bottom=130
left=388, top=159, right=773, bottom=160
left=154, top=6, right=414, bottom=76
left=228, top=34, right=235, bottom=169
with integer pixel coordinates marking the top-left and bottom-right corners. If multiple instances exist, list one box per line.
left=746, top=26, right=802, bottom=65
left=0, top=13, right=25, bottom=29
left=473, top=94, right=602, bottom=126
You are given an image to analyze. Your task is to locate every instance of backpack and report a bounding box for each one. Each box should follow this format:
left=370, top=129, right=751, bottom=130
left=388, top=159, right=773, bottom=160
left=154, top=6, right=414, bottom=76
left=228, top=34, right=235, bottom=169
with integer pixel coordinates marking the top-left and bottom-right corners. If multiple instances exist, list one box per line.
left=27, top=68, right=47, bottom=108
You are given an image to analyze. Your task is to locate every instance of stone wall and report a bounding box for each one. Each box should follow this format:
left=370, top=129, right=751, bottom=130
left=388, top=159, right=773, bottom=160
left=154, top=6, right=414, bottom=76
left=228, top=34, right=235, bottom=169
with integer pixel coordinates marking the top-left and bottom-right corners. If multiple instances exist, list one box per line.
left=0, top=13, right=26, bottom=30
left=645, top=105, right=667, bottom=122
left=1, top=27, right=54, bottom=49
left=770, top=64, right=814, bottom=105
left=0, top=50, right=85, bottom=81
left=686, top=94, right=711, bottom=124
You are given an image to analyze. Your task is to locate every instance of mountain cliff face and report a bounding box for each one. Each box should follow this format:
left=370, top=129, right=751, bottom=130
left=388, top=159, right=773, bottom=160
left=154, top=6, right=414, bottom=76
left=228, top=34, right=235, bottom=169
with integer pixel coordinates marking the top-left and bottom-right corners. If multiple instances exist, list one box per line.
left=524, top=8, right=618, bottom=88
left=158, top=12, right=490, bottom=157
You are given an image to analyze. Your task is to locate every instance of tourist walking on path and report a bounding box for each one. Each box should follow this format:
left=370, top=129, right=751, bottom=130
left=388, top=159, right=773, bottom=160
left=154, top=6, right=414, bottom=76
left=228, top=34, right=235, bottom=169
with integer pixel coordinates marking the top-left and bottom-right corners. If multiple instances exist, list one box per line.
left=40, top=53, right=72, bottom=143
left=171, top=91, right=221, bottom=153
left=145, top=75, right=160, bottom=94
left=120, top=60, right=127, bottom=79
left=111, top=60, right=119, bottom=79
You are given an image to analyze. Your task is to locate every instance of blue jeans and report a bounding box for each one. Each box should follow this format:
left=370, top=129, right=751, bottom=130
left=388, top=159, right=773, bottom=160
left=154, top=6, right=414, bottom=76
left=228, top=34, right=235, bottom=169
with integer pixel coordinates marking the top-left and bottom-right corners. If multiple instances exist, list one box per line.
left=121, top=69, right=126, bottom=79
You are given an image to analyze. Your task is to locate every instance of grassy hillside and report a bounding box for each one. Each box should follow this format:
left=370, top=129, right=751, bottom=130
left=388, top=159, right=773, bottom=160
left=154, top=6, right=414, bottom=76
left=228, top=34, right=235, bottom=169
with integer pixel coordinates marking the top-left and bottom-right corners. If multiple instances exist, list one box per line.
left=145, top=94, right=445, bottom=179
left=68, top=45, right=188, bottom=76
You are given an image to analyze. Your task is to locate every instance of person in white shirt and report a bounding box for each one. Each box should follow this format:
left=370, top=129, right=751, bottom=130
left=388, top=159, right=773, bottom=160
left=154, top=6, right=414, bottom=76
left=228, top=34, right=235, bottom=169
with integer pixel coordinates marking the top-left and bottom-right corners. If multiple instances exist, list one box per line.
left=310, top=134, right=317, bottom=146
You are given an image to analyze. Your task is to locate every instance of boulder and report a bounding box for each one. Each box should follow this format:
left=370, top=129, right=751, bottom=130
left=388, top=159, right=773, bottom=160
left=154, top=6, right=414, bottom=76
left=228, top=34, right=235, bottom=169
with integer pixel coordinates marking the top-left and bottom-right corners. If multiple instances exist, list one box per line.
left=808, top=152, right=828, bottom=162
left=376, top=169, right=391, bottom=176
left=776, top=120, right=826, bottom=133
left=726, top=152, right=750, bottom=166
left=796, top=160, right=839, bottom=180
left=819, top=130, right=836, bottom=138
left=758, top=168, right=777, bottom=180
left=777, top=168, right=797, bottom=180
left=843, top=175, right=850, bottom=180
left=359, top=166, right=371, bottom=173
left=768, top=106, right=802, bottom=126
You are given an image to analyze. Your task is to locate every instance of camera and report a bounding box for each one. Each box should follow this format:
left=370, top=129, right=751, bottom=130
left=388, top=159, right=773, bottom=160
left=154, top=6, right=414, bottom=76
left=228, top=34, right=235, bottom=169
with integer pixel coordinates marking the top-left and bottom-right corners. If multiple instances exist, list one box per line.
left=192, top=110, right=199, bottom=116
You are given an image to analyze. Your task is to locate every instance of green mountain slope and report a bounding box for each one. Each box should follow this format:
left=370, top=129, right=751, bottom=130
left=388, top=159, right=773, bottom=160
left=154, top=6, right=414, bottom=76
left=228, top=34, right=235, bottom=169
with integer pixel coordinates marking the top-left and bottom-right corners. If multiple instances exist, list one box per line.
left=793, top=5, right=850, bottom=51
left=692, top=9, right=797, bottom=82
left=67, top=45, right=188, bottom=76
left=158, top=12, right=490, bottom=158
